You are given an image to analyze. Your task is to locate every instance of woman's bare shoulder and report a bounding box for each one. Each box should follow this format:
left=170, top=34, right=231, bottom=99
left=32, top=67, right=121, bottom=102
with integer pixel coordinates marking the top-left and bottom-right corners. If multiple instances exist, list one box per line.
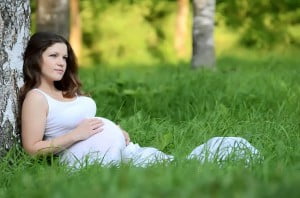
left=23, top=89, right=48, bottom=107
left=22, top=89, right=49, bottom=118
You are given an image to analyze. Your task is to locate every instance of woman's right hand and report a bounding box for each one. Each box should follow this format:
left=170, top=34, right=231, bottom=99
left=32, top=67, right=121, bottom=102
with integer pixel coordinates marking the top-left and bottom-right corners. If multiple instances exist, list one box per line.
left=72, top=118, right=104, bottom=141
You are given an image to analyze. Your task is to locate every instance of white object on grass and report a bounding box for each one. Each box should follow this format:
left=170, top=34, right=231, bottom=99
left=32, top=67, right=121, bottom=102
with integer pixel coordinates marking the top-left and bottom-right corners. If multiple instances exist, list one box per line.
left=122, top=142, right=174, bottom=167
left=187, top=137, right=261, bottom=164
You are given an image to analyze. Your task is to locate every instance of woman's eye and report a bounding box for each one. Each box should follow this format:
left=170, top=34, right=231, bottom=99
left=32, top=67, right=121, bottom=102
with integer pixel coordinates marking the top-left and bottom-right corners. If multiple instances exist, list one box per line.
left=63, top=56, right=68, bottom=60
left=50, top=54, right=57, bottom=57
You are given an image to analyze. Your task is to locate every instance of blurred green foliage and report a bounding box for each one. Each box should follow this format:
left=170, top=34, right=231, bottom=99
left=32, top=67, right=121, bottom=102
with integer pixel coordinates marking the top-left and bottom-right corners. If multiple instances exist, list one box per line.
left=30, top=0, right=300, bottom=65
left=217, top=0, right=300, bottom=48
left=80, top=0, right=178, bottom=65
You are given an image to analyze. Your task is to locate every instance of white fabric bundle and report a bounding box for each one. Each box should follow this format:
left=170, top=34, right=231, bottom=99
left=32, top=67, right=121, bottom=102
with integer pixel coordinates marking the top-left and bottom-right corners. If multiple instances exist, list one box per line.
left=187, top=137, right=261, bottom=164
left=122, top=143, right=174, bottom=167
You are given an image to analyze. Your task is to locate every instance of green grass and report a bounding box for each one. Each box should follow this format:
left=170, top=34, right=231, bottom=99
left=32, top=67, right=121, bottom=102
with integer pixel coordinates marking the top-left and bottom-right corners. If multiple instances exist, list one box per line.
left=1, top=52, right=300, bottom=197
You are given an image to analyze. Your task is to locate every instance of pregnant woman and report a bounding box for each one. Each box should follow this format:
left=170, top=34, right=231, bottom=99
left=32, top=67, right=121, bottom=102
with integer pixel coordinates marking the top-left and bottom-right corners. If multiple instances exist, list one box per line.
left=20, top=32, right=259, bottom=168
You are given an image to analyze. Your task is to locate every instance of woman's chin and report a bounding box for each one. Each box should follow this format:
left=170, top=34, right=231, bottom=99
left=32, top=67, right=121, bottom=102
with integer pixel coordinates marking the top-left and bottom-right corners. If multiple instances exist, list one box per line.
left=53, top=77, right=64, bottom=82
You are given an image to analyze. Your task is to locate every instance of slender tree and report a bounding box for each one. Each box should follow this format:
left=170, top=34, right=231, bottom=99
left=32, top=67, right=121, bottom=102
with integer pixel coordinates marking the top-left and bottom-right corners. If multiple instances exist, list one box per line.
left=36, top=0, right=69, bottom=39
left=191, top=0, right=215, bottom=68
left=69, top=0, right=82, bottom=60
left=0, top=0, right=30, bottom=156
left=175, top=0, right=189, bottom=58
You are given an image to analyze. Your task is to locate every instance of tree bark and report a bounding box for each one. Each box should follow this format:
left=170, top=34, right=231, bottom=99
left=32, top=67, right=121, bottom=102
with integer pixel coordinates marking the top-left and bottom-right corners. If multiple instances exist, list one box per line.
left=191, top=0, right=215, bottom=68
left=175, top=0, right=189, bottom=58
left=37, top=0, right=70, bottom=40
left=69, top=0, right=81, bottom=60
left=0, top=0, right=30, bottom=156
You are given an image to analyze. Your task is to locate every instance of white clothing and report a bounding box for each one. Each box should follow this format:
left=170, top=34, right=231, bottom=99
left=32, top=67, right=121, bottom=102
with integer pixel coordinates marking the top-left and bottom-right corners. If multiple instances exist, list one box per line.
left=187, top=137, right=261, bottom=164
left=33, top=89, right=97, bottom=140
left=33, top=89, right=173, bottom=167
left=33, top=89, right=260, bottom=168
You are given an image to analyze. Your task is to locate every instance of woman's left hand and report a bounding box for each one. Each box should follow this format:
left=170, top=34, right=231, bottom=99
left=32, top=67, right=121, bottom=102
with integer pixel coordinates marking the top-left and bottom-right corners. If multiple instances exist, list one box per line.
left=118, top=125, right=130, bottom=145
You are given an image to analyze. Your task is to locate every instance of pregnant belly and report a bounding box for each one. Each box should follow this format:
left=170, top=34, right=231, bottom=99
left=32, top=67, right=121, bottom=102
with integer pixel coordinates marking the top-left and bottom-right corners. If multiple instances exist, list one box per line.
left=60, top=117, right=126, bottom=166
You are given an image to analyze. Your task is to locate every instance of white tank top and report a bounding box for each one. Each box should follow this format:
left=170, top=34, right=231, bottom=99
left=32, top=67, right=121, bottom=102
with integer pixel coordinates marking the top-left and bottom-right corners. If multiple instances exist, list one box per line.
left=33, top=89, right=97, bottom=140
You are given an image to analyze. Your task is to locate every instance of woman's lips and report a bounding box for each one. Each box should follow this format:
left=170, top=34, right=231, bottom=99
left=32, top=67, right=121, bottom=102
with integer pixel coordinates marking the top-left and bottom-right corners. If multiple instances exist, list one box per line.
left=54, top=69, right=64, bottom=74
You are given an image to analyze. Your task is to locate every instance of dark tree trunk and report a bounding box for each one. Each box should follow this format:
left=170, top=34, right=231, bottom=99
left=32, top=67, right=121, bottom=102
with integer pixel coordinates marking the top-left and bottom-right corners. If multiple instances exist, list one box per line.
left=191, top=0, right=215, bottom=68
left=37, top=0, right=70, bottom=39
left=0, top=0, right=30, bottom=156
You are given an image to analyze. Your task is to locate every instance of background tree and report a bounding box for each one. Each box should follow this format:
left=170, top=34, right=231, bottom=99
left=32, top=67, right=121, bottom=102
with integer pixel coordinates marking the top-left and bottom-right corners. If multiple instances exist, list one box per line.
left=69, top=0, right=82, bottom=60
left=175, top=0, right=189, bottom=58
left=0, top=0, right=30, bottom=156
left=36, top=0, right=69, bottom=40
left=191, top=0, right=215, bottom=69
left=29, top=0, right=299, bottom=66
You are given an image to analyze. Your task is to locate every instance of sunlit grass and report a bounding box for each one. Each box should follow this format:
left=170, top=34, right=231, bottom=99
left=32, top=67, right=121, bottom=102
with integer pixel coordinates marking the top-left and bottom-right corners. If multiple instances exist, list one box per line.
left=1, top=52, right=300, bottom=197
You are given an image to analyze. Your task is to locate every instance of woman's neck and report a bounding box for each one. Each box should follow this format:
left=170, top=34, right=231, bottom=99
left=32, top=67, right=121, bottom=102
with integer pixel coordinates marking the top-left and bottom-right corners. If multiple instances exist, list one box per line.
left=38, top=80, right=62, bottom=96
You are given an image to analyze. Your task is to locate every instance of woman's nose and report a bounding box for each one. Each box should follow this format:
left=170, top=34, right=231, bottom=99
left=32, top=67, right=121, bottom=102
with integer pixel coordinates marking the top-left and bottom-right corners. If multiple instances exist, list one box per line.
left=57, top=57, right=66, bottom=66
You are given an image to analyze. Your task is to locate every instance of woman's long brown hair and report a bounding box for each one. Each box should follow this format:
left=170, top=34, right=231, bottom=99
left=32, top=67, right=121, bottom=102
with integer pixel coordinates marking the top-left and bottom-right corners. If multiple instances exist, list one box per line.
left=19, top=32, right=83, bottom=106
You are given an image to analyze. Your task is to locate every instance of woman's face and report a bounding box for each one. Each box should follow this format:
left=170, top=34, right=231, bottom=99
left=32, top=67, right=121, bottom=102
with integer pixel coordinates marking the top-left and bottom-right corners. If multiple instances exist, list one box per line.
left=40, top=42, right=68, bottom=83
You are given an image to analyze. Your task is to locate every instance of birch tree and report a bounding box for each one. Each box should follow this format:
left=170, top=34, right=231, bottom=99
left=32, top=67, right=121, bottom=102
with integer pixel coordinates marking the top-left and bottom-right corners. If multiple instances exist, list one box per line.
left=37, top=0, right=69, bottom=39
left=0, top=0, right=30, bottom=156
left=191, top=0, right=215, bottom=68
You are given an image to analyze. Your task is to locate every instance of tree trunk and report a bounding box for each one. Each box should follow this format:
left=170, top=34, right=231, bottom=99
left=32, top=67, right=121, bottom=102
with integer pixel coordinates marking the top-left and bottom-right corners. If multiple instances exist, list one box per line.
left=175, top=0, right=189, bottom=58
left=191, top=0, right=215, bottom=68
left=0, top=0, right=30, bottom=156
left=69, top=0, right=81, bottom=61
left=37, top=0, right=70, bottom=40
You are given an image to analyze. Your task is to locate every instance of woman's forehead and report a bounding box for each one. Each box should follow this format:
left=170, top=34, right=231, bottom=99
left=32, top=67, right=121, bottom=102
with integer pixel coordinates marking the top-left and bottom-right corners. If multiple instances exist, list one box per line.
left=45, top=43, right=67, bottom=53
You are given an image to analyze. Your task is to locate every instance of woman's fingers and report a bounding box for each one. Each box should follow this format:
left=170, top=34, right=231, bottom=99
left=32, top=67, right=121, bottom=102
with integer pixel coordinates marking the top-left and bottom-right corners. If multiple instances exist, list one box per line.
left=88, top=118, right=104, bottom=132
left=89, top=118, right=103, bottom=125
left=122, top=130, right=130, bottom=145
left=93, top=123, right=104, bottom=133
left=117, top=125, right=131, bottom=145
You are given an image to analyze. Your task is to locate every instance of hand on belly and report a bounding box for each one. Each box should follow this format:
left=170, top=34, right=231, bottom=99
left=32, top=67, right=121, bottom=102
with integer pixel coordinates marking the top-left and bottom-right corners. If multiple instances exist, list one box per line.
left=67, top=117, right=126, bottom=155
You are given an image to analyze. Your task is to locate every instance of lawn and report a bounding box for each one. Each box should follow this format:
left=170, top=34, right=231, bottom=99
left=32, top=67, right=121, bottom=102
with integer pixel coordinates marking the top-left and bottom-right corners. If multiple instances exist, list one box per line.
left=1, top=52, right=299, bottom=197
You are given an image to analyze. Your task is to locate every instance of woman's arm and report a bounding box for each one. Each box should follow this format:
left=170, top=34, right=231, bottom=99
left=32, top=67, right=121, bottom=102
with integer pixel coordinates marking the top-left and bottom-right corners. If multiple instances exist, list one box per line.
left=21, top=91, right=103, bottom=155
